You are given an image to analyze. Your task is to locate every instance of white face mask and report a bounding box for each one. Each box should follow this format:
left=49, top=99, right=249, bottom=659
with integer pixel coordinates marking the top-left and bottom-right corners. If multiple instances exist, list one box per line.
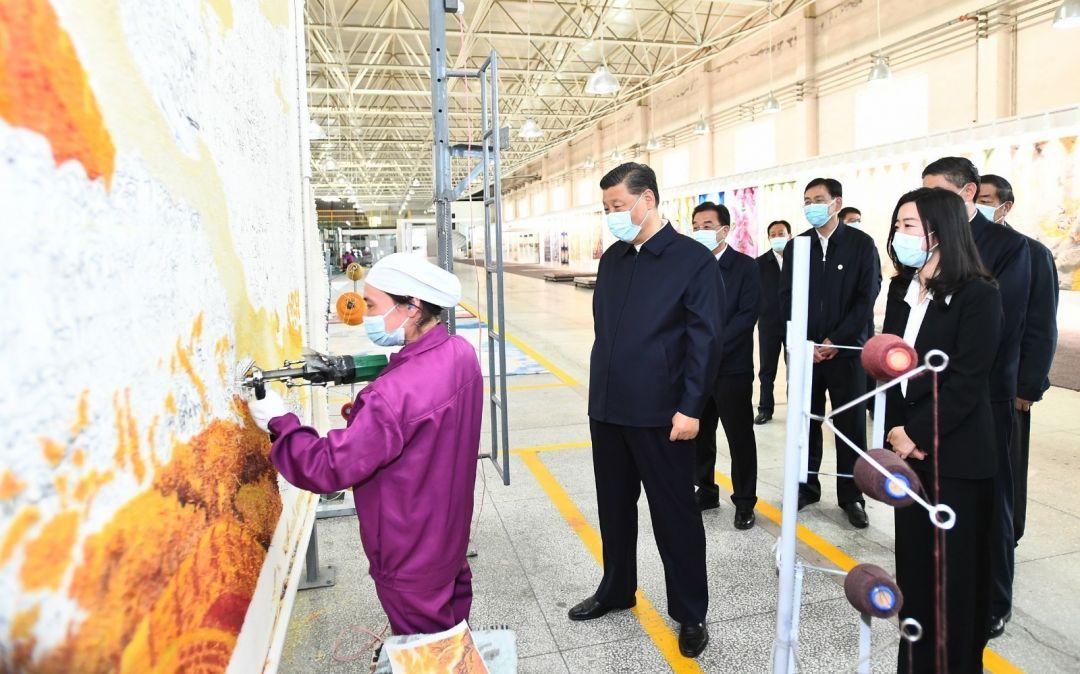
left=691, top=229, right=719, bottom=249
left=606, top=192, right=649, bottom=243
left=365, top=304, right=410, bottom=346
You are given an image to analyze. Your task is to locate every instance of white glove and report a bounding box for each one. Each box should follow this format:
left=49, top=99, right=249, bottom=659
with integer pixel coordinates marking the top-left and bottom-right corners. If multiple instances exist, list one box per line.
left=249, top=389, right=288, bottom=432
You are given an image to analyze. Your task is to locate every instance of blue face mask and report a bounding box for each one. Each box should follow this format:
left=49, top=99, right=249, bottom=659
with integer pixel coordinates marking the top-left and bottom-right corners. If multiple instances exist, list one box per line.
left=804, top=199, right=835, bottom=228
left=769, top=236, right=788, bottom=253
left=975, top=203, right=999, bottom=222
left=891, top=231, right=935, bottom=269
left=365, top=304, right=410, bottom=346
left=606, top=193, right=648, bottom=243
left=691, top=229, right=719, bottom=249
left=845, top=219, right=862, bottom=229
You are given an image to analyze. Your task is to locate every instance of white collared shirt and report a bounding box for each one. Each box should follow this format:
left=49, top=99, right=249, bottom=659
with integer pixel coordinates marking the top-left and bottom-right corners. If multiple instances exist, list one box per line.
left=900, top=276, right=952, bottom=396
left=774, top=250, right=784, bottom=270
left=817, top=230, right=833, bottom=259
left=715, top=245, right=727, bottom=262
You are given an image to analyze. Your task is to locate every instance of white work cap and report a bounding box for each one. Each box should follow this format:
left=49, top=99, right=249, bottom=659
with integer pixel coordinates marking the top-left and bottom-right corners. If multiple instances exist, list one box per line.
left=364, top=253, right=462, bottom=308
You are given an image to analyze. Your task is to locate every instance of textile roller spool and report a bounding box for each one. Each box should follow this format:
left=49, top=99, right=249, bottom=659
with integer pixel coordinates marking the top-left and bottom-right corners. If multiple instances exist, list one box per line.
left=844, top=563, right=903, bottom=619
left=336, top=292, right=366, bottom=326
left=854, top=448, right=922, bottom=507
left=240, top=351, right=388, bottom=394
left=861, top=334, right=918, bottom=381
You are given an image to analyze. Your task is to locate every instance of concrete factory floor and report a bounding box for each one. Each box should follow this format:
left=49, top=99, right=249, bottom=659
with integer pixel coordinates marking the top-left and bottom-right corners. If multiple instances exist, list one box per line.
left=278, top=268, right=1080, bottom=673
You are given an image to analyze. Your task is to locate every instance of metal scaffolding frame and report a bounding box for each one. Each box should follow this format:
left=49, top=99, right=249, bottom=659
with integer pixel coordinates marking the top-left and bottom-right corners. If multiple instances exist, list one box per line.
left=430, top=0, right=511, bottom=485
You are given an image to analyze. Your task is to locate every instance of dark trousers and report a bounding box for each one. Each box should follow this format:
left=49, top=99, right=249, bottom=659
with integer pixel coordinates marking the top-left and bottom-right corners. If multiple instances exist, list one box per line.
left=757, top=331, right=785, bottom=414
left=1011, top=408, right=1031, bottom=543
left=802, top=356, right=866, bottom=505
left=695, top=372, right=758, bottom=508
left=989, top=400, right=1016, bottom=618
left=895, top=475, right=993, bottom=674
left=589, top=419, right=708, bottom=624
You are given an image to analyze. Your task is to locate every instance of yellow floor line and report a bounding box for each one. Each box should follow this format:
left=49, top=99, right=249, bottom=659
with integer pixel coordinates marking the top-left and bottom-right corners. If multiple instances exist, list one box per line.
left=485, top=381, right=571, bottom=393
left=510, top=441, right=591, bottom=455
left=519, top=450, right=704, bottom=674
left=458, top=301, right=581, bottom=387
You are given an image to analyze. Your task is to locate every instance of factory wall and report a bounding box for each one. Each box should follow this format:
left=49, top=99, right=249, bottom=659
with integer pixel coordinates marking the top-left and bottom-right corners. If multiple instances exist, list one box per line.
left=501, top=0, right=1080, bottom=275
left=0, top=1, right=325, bottom=672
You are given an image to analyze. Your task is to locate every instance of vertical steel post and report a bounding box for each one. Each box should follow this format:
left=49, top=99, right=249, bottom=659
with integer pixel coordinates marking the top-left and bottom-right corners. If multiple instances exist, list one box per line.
left=428, top=0, right=455, bottom=333
left=857, top=613, right=873, bottom=674
left=773, top=236, right=811, bottom=673
left=872, top=390, right=886, bottom=449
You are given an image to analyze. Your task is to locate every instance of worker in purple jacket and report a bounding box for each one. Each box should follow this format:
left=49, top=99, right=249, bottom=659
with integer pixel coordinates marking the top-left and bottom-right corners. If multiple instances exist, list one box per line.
left=249, top=253, right=483, bottom=635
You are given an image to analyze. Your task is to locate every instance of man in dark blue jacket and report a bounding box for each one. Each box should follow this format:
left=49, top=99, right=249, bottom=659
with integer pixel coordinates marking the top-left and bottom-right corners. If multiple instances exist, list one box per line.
left=690, top=201, right=761, bottom=530
left=780, top=178, right=881, bottom=529
left=978, top=173, right=1057, bottom=637
left=922, top=157, right=1031, bottom=638
left=755, top=220, right=792, bottom=424
left=569, top=163, right=723, bottom=660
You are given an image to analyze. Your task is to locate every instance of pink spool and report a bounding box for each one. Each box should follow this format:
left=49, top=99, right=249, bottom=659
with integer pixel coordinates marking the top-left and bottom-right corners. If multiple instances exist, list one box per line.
left=854, top=448, right=922, bottom=507
left=861, top=334, right=918, bottom=381
left=845, top=563, right=904, bottom=619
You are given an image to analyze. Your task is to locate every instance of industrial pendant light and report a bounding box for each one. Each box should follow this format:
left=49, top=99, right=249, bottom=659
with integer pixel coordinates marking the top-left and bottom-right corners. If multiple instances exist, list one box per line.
left=519, top=118, right=544, bottom=139
left=308, top=119, right=325, bottom=140
left=868, top=0, right=892, bottom=82
left=644, top=99, right=661, bottom=151
left=518, top=1, right=545, bottom=140
left=585, top=8, right=620, bottom=95
left=762, top=91, right=782, bottom=114
left=1053, top=0, right=1080, bottom=27
left=583, top=156, right=596, bottom=169
left=763, top=2, right=782, bottom=114
left=693, top=113, right=710, bottom=135
left=586, top=65, right=620, bottom=95
left=321, top=156, right=337, bottom=172
left=867, top=55, right=892, bottom=82
left=610, top=149, right=624, bottom=161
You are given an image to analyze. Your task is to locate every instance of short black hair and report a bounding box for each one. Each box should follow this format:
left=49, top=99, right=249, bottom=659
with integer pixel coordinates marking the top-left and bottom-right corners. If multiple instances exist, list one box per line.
left=922, top=156, right=980, bottom=190
left=387, top=293, right=444, bottom=328
left=692, top=201, right=731, bottom=227
left=838, top=207, right=862, bottom=221
left=767, top=220, right=791, bottom=235
left=804, top=178, right=842, bottom=198
left=600, top=162, right=660, bottom=204
left=980, top=174, right=1015, bottom=204
left=886, top=187, right=993, bottom=297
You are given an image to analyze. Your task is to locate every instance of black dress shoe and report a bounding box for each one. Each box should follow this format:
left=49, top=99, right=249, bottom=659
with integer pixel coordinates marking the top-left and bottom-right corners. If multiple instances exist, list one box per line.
left=988, top=610, right=1011, bottom=639
left=754, top=412, right=772, bottom=425
left=734, top=507, right=756, bottom=530
left=797, top=494, right=819, bottom=511
left=567, top=595, right=635, bottom=621
left=695, top=490, right=720, bottom=511
left=842, top=502, right=869, bottom=529
left=678, top=622, right=709, bottom=658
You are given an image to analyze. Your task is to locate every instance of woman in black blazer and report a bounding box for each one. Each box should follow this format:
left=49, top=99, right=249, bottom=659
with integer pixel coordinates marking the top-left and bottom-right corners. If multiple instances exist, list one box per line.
left=881, top=188, right=1002, bottom=673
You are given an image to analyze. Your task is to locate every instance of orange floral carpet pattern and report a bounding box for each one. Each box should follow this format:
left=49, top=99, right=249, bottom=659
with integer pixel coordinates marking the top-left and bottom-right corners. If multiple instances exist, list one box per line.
left=5, top=402, right=282, bottom=674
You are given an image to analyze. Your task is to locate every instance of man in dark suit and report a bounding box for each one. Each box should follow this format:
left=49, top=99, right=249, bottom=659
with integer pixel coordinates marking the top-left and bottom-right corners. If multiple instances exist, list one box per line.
left=780, top=178, right=881, bottom=529
left=690, top=202, right=761, bottom=530
left=839, top=206, right=880, bottom=407
left=922, top=157, right=1031, bottom=638
left=978, top=174, right=1058, bottom=635
left=755, top=220, right=791, bottom=425
left=570, top=163, right=723, bottom=659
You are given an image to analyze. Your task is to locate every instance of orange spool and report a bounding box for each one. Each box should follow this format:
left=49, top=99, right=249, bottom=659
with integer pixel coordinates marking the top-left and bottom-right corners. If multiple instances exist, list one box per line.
left=345, top=262, right=365, bottom=281
left=861, top=334, right=917, bottom=381
left=335, top=292, right=366, bottom=326
left=340, top=402, right=353, bottom=420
